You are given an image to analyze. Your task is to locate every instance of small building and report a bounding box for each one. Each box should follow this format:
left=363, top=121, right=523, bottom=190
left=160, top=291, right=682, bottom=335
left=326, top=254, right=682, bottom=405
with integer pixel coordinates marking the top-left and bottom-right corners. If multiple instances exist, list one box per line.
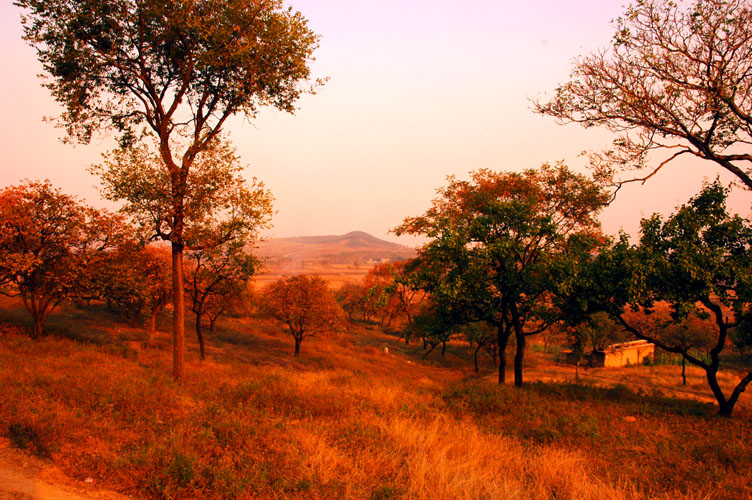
left=561, top=340, right=655, bottom=368
left=594, top=340, right=655, bottom=367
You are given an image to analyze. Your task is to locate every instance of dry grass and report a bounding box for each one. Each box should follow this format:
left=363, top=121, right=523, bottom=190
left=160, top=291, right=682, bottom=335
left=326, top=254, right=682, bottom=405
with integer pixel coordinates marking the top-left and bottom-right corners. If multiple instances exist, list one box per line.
left=0, top=300, right=750, bottom=499
left=254, top=262, right=375, bottom=290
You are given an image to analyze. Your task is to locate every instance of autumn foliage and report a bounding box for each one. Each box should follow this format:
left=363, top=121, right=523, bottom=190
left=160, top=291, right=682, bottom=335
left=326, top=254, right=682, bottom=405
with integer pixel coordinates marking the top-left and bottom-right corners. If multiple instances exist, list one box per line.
left=262, top=274, right=341, bottom=356
left=0, top=180, right=126, bottom=338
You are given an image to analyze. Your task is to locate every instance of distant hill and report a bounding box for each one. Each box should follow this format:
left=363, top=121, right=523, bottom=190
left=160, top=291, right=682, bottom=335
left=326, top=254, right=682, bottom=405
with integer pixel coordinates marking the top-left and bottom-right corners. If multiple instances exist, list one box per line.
left=254, top=231, right=416, bottom=276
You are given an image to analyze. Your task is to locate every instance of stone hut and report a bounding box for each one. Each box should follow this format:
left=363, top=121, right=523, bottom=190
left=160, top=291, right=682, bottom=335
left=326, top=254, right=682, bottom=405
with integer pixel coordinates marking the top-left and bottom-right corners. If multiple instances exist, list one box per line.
left=561, top=340, right=655, bottom=368
left=591, top=340, right=655, bottom=367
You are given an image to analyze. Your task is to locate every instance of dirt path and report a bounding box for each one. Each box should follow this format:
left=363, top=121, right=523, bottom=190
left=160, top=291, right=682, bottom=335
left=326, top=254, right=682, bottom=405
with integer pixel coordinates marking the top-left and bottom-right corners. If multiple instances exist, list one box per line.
left=0, top=439, right=133, bottom=500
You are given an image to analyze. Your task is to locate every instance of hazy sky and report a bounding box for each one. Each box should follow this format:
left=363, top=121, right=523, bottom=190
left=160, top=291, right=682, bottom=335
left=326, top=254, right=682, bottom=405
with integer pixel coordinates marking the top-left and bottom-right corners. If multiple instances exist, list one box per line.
left=1, top=0, right=748, bottom=245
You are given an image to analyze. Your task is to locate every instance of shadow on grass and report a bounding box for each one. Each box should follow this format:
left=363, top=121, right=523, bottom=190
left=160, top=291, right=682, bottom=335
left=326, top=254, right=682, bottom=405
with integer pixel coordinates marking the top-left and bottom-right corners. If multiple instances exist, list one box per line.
left=0, top=301, right=146, bottom=345
left=443, top=379, right=714, bottom=422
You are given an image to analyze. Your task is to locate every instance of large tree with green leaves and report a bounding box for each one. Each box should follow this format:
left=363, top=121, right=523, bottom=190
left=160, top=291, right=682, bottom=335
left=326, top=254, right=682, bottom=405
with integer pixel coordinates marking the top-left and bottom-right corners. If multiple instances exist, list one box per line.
left=396, top=164, right=608, bottom=386
left=535, top=0, right=752, bottom=190
left=17, top=0, right=319, bottom=379
left=559, top=182, right=752, bottom=416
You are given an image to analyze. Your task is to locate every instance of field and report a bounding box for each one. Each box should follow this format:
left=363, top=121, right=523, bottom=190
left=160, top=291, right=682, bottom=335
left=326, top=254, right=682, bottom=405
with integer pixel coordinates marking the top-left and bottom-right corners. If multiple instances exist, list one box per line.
left=254, top=262, right=375, bottom=290
left=0, top=296, right=751, bottom=500
left=252, top=231, right=415, bottom=289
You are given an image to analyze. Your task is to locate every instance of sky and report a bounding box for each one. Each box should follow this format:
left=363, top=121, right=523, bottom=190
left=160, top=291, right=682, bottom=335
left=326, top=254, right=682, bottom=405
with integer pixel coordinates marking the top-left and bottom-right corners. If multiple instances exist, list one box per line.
left=1, top=0, right=748, bottom=246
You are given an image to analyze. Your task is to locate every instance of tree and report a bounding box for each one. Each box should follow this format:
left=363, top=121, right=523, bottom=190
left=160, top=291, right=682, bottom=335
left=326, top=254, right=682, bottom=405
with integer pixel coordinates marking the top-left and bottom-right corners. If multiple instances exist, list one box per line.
left=93, top=136, right=273, bottom=374
left=535, top=0, right=752, bottom=190
left=141, top=246, right=173, bottom=339
left=262, top=275, right=340, bottom=356
left=572, top=312, right=626, bottom=362
left=391, top=260, right=428, bottom=331
left=731, top=314, right=752, bottom=358
left=90, top=239, right=149, bottom=325
left=396, top=163, right=608, bottom=386
left=626, top=308, right=715, bottom=385
left=0, top=181, right=120, bottom=338
left=462, top=321, right=499, bottom=373
left=564, top=312, right=625, bottom=379
left=185, top=241, right=257, bottom=360
left=203, top=279, right=247, bottom=333
left=362, top=262, right=402, bottom=327
left=561, top=182, right=752, bottom=416
left=335, top=283, right=364, bottom=322
left=405, top=300, right=461, bottom=359
left=18, top=0, right=320, bottom=380
left=89, top=242, right=172, bottom=335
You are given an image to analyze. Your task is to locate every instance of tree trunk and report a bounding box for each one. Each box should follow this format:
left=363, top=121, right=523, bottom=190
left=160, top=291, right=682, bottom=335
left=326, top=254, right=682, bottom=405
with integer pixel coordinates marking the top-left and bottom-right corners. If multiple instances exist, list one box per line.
left=473, top=344, right=481, bottom=373
left=441, top=340, right=446, bottom=356
left=172, top=243, right=185, bottom=381
left=32, top=316, right=43, bottom=339
left=575, top=360, right=580, bottom=380
left=498, top=325, right=509, bottom=385
left=294, top=336, right=301, bottom=357
left=682, top=357, right=686, bottom=386
left=488, top=347, right=498, bottom=367
left=195, top=309, right=206, bottom=361
left=23, top=293, right=44, bottom=339
left=209, top=316, right=217, bottom=333
left=148, top=307, right=158, bottom=341
left=514, top=330, right=526, bottom=387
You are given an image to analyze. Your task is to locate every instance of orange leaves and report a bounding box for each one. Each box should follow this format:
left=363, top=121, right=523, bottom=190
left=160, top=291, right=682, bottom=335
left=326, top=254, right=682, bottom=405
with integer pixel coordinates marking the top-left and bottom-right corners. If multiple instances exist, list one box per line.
left=262, top=275, right=341, bottom=355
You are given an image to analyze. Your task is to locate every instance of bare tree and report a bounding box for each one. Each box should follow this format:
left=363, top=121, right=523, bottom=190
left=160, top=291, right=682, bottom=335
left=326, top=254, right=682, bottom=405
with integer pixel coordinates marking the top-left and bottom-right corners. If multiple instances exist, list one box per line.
left=535, top=0, right=752, bottom=191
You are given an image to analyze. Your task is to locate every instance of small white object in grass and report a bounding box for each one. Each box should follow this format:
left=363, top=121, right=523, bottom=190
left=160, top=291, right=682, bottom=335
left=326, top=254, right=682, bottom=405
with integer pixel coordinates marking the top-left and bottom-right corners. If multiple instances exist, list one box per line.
left=84, top=478, right=94, bottom=484
left=384, top=347, right=389, bottom=355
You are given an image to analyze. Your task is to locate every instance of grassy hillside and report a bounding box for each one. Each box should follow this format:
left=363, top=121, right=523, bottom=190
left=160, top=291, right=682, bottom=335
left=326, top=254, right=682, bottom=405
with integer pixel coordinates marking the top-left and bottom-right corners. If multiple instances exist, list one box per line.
left=0, top=298, right=750, bottom=500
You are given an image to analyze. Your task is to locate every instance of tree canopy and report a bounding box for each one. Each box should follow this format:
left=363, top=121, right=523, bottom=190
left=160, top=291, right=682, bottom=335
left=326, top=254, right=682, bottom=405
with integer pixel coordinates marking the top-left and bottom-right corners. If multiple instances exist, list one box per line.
left=0, top=180, right=123, bottom=338
left=17, top=0, right=320, bottom=379
left=262, top=275, right=341, bottom=357
left=186, top=240, right=257, bottom=360
left=535, top=0, right=752, bottom=190
left=559, top=181, right=752, bottom=416
left=396, top=163, right=608, bottom=385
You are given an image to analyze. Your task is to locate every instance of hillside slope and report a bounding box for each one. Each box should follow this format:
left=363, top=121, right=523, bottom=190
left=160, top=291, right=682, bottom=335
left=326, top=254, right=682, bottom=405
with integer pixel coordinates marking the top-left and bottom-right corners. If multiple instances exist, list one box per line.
left=0, top=298, right=749, bottom=500
left=255, top=231, right=415, bottom=268
left=252, top=231, right=416, bottom=287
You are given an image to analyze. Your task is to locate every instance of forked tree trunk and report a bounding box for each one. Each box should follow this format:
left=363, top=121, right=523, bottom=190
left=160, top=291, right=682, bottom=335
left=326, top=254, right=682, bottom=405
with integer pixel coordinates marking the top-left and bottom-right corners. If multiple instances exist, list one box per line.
left=294, top=336, right=301, bottom=356
left=172, top=243, right=185, bottom=381
left=22, top=293, right=48, bottom=339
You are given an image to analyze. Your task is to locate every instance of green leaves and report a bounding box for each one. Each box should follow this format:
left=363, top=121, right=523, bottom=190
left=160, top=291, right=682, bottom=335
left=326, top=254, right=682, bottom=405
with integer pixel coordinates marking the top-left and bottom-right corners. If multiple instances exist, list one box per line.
left=17, top=0, right=321, bottom=145
left=397, top=163, right=608, bottom=334
left=92, top=137, right=273, bottom=249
